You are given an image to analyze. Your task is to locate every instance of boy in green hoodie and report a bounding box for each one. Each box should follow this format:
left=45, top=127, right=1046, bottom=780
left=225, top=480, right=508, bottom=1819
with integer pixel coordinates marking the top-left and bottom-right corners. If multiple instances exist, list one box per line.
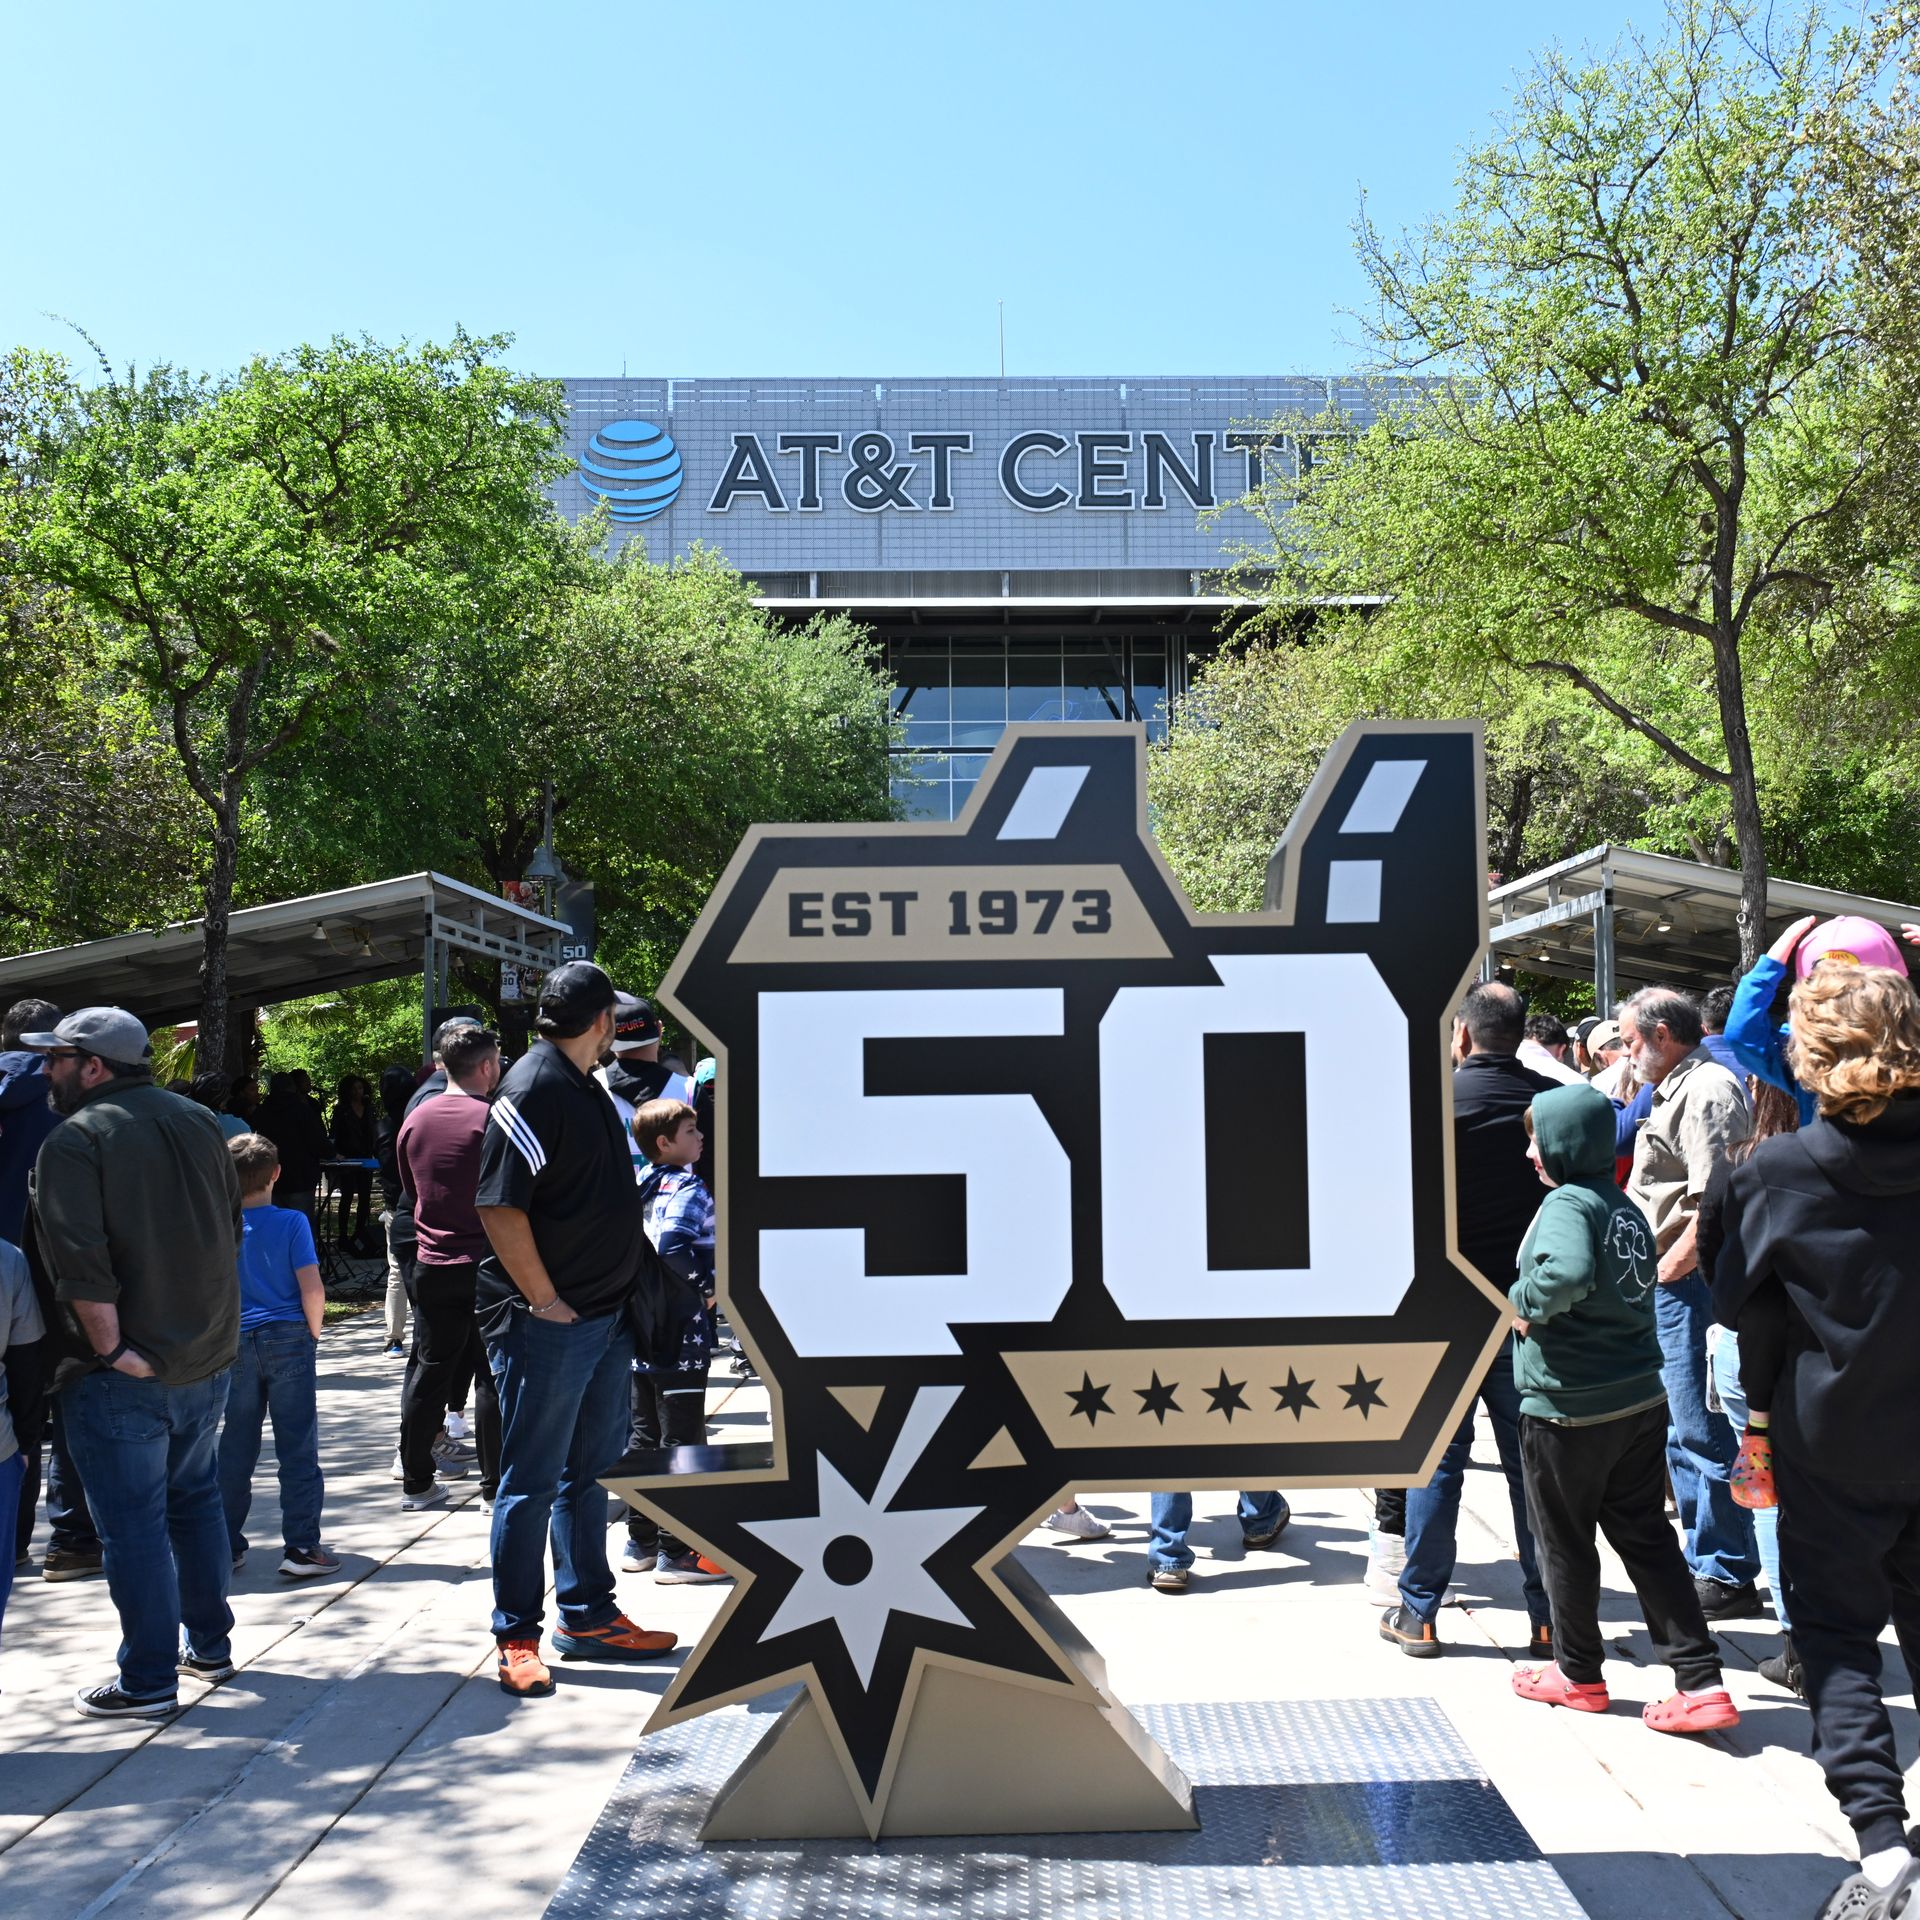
left=1508, top=1082, right=1739, bottom=1734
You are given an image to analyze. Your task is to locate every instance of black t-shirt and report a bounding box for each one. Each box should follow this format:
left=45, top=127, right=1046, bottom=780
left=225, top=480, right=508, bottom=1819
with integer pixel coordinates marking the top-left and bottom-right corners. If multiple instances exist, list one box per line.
left=474, top=1041, right=641, bottom=1332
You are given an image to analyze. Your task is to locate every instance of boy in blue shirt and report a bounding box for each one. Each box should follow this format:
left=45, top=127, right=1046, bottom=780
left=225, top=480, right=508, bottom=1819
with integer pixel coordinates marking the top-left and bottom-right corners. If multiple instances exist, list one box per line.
left=622, top=1098, right=725, bottom=1584
left=216, top=1133, right=339, bottom=1579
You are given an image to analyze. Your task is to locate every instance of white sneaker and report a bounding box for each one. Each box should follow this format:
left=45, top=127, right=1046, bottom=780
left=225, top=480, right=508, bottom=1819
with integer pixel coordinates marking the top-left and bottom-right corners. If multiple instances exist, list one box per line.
left=1364, top=1529, right=1407, bottom=1606
left=390, top=1448, right=405, bottom=1481
left=401, top=1484, right=448, bottom=1512
left=444, top=1412, right=472, bottom=1442
left=1044, top=1506, right=1111, bottom=1541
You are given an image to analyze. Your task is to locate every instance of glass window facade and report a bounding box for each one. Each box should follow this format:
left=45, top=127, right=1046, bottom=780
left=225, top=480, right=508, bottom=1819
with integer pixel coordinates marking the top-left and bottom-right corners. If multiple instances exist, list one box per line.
left=888, top=634, right=1173, bottom=821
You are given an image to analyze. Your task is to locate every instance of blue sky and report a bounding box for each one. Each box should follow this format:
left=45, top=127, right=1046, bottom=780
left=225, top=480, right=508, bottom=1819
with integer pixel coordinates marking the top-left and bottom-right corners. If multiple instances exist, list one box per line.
left=9, top=0, right=1660, bottom=382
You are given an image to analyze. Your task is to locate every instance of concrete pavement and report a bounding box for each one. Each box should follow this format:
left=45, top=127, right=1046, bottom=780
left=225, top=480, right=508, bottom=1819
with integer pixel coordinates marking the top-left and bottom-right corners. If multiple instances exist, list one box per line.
left=0, top=1308, right=1912, bottom=1918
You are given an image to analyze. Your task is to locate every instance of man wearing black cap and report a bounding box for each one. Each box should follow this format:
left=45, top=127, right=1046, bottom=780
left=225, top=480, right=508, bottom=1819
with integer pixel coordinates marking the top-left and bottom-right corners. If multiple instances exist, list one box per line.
left=474, top=962, right=677, bottom=1698
left=596, top=994, right=691, bottom=1184
left=24, top=1008, right=243, bottom=1718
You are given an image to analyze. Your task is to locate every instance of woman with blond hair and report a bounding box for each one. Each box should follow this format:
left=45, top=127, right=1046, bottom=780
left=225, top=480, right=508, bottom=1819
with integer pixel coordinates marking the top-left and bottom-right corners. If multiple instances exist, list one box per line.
left=1713, top=963, right=1920, bottom=1920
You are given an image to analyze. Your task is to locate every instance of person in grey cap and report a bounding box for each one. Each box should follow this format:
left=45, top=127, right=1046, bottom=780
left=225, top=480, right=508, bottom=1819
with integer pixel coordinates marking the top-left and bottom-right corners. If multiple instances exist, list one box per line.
left=23, top=1008, right=245, bottom=1718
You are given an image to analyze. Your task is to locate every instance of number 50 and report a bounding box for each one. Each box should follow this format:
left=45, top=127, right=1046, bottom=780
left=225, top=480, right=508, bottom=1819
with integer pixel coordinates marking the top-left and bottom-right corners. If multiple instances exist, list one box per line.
left=756, top=956, right=1414, bottom=1358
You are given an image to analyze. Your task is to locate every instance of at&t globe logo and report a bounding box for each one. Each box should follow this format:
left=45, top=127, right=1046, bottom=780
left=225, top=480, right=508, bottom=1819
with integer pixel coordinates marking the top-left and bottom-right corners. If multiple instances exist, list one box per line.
left=577, top=419, right=683, bottom=523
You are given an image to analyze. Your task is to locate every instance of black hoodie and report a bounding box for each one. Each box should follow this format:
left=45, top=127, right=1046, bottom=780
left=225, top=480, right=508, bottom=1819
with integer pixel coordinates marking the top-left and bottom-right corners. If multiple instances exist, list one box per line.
left=1712, top=1091, right=1920, bottom=1484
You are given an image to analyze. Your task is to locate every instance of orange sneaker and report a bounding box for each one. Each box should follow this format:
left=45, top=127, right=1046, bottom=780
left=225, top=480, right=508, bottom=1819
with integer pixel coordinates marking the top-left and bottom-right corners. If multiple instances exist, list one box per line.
left=551, top=1614, right=679, bottom=1662
left=1731, top=1429, right=1777, bottom=1509
left=497, top=1638, right=555, bottom=1697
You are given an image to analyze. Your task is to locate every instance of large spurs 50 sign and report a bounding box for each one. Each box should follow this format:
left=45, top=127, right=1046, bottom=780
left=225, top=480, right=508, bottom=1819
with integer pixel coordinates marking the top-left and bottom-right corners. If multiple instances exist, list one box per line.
left=612, top=721, right=1508, bottom=1836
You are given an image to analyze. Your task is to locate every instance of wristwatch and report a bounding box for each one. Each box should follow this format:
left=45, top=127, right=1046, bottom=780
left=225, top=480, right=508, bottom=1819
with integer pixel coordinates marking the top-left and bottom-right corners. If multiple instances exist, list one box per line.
left=100, top=1341, right=129, bottom=1366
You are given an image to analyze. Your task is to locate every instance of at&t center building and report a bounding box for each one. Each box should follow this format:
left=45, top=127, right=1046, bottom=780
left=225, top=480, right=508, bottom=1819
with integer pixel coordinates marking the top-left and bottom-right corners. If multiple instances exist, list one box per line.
left=554, top=376, right=1388, bottom=819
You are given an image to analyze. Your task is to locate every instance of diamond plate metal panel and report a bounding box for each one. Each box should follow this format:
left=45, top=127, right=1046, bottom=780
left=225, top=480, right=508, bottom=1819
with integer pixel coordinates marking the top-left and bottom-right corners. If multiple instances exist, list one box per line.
left=545, top=1696, right=1589, bottom=1920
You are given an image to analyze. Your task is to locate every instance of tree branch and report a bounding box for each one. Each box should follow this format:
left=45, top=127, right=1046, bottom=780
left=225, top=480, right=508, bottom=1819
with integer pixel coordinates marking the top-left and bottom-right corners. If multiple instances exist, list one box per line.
left=1519, top=654, right=1731, bottom=783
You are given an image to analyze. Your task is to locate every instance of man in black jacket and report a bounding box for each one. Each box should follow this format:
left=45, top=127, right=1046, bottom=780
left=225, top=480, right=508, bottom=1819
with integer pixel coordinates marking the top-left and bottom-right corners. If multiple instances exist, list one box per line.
left=594, top=994, right=689, bottom=1184
left=1380, top=981, right=1556, bottom=1659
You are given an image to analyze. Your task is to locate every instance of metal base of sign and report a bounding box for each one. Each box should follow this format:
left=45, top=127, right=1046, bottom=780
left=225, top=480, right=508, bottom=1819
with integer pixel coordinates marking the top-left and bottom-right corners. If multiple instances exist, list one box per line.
left=701, top=1662, right=1198, bottom=1843
left=545, top=1695, right=1589, bottom=1920
left=700, top=1557, right=1195, bottom=1841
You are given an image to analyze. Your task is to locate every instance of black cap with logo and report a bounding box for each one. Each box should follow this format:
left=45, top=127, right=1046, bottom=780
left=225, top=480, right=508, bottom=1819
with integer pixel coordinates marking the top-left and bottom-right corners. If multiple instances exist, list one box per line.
left=611, top=991, right=664, bottom=1050
left=536, top=961, right=617, bottom=1037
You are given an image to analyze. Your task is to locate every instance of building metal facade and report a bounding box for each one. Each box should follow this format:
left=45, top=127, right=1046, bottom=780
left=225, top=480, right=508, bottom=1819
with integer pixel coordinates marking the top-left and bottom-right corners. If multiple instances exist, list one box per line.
left=556, top=376, right=1394, bottom=817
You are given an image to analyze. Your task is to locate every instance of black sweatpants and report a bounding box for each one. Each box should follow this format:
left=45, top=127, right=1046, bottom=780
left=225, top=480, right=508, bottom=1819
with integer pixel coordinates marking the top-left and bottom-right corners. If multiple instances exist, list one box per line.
left=1519, top=1402, right=1722, bottom=1690
left=1374, top=1487, right=1406, bottom=1536
left=400, top=1261, right=500, bottom=1499
left=625, top=1368, right=709, bottom=1561
left=1776, top=1453, right=1920, bottom=1855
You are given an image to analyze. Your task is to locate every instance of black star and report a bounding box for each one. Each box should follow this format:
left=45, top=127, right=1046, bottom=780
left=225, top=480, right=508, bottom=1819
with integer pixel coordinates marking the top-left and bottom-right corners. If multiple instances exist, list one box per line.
left=1066, top=1372, right=1113, bottom=1424
left=1271, top=1368, right=1318, bottom=1420
left=1203, top=1369, right=1249, bottom=1421
left=1341, top=1367, right=1388, bottom=1419
left=1134, top=1371, right=1182, bottom=1423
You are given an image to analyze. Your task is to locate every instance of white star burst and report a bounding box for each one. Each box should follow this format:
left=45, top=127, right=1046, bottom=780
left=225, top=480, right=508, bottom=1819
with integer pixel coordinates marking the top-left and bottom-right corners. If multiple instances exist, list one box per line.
left=744, top=1385, right=982, bottom=1687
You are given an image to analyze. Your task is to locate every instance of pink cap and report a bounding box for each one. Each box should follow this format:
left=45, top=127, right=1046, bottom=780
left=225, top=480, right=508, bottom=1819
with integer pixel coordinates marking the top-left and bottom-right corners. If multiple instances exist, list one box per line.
left=1794, top=915, right=1908, bottom=981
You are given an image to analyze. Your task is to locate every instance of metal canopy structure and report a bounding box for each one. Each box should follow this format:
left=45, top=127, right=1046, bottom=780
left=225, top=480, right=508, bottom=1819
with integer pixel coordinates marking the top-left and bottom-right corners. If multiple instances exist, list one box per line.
left=1488, top=845, right=1920, bottom=1005
left=0, top=873, right=568, bottom=1054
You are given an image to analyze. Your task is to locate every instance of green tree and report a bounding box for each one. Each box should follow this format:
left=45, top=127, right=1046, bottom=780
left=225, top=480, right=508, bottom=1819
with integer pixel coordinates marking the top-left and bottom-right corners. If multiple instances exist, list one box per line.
left=1234, top=1, right=1919, bottom=965
left=253, top=538, right=897, bottom=1000
left=0, top=349, right=202, bottom=947
left=12, top=330, right=571, bottom=1063
left=1149, top=626, right=1679, bottom=914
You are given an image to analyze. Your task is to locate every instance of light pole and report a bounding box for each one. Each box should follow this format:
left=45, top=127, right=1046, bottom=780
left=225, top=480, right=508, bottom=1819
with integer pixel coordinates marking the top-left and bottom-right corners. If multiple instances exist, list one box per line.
left=524, top=779, right=565, bottom=921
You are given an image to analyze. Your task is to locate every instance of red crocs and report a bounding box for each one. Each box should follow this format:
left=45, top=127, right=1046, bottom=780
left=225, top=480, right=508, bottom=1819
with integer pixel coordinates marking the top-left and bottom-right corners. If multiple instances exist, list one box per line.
left=1643, top=1687, right=1739, bottom=1733
left=1731, top=1429, right=1778, bottom=1510
left=1512, top=1662, right=1610, bottom=1712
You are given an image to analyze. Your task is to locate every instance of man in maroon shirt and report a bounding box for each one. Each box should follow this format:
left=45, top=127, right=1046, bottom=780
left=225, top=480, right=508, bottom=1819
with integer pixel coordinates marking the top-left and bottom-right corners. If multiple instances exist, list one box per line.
left=395, top=1026, right=502, bottom=1510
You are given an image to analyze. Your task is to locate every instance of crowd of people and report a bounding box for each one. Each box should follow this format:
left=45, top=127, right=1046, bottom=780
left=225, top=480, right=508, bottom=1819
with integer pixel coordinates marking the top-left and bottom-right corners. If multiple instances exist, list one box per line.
left=0, top=961, right=727, bottom=1716
left=1, top=917, right=1918, bottom=1918
left=1350, top=915, right=1920, bottom=1920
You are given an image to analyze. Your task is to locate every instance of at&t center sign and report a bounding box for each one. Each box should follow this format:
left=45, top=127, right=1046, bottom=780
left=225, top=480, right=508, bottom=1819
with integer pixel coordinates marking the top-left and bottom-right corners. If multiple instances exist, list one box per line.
left=555, top=377, right=1405, bottom=821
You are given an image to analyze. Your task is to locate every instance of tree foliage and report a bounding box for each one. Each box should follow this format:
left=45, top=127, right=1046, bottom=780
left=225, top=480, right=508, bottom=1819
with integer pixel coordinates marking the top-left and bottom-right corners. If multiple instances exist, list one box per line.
left=255, top=535, right=897, bottom=999
left=1229, top=0, right=1920, bottom=965
left=2, top=334, right=897, bottom=1062
left=10, top=330, right=572, bottom=1061
left=1150, top=628, right=1677, bottom=915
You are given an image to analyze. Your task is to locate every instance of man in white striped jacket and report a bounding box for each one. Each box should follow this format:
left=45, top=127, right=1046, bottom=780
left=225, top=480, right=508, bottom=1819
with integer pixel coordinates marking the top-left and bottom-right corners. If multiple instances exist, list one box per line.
left=473, top=962, right=679, bottom=1699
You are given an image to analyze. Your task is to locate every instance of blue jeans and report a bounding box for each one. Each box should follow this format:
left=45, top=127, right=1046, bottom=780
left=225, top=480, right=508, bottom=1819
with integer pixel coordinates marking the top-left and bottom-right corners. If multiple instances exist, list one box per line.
left=61, top=1368, right=234, bottom=1698
left=0, top=1451, right=23, bottom=1652
left=46, top=1397, right=99, bottom=1552
left=217, top=1321, right=324, bottom=1555
left=1656, top=1275, right=1759, bottom=1588
left=1401, top=1336, right=1550, bottom=1629
left=485, top=1307, right=635, bottom=1642
left=1148, top=1491, right=1289, bottom=1571
left=1711, top=1327, right=1787, bottom=1628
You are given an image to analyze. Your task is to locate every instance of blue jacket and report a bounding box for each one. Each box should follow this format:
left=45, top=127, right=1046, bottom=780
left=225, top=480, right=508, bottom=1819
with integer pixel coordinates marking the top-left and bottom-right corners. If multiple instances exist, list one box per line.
left=1725, top=955, right=1818, bottom=1126
left=0, top=1051, right=60, bottom=1245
